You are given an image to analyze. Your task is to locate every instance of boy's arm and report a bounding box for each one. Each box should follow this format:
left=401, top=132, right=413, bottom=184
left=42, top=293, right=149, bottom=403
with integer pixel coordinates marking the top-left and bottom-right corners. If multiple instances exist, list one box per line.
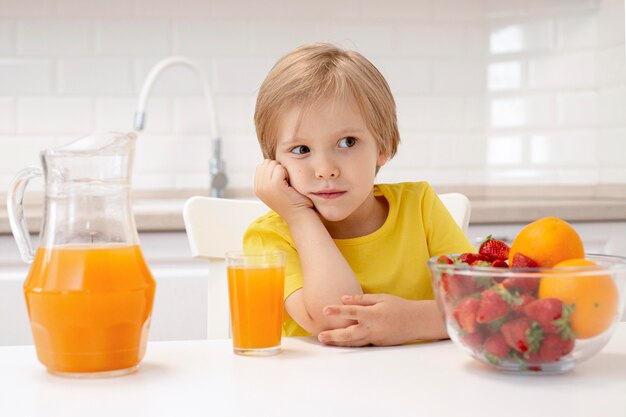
left=284, top=209, right=363, bottom=334
left=317, top=294, right=448, bottom=346
left=255, top=160, right=363, bottom=333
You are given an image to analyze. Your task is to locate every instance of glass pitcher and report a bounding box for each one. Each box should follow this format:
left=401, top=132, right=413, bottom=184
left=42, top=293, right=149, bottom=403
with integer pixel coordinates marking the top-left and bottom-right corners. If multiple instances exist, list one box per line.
left=7, top=131, right=156, bottom=377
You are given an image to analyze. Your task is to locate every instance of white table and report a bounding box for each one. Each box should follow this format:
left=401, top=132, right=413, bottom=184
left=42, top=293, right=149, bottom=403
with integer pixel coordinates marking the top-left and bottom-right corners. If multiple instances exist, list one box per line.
left=1, top=325, right=625, bottom=417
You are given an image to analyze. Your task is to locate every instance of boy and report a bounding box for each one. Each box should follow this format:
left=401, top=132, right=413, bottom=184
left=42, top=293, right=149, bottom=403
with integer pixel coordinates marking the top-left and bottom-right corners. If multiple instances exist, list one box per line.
left=244, top=43, right=475, bottom=347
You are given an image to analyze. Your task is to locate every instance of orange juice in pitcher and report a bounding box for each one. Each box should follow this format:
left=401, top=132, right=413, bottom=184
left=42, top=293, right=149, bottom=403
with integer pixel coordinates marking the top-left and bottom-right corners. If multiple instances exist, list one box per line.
left=25, top=245, right=155, bottom=375
left=8, top=132, right=156, bottom=377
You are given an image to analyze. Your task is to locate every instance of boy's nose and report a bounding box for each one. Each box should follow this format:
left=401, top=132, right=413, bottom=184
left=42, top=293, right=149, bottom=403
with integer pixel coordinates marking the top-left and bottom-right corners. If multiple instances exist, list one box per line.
left=315, top=165, right=339, bottom=179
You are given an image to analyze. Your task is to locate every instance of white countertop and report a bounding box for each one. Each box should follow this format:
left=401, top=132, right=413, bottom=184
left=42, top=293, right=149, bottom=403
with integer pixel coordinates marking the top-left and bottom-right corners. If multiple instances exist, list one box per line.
left=1, top=325, right=625, bottom=417
left=2, top=185, right=626, bottom=233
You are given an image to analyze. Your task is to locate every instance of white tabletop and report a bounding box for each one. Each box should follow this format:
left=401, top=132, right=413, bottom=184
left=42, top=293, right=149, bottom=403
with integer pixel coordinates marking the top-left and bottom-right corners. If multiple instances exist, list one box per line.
left=1, top=325, right=625, bottom=417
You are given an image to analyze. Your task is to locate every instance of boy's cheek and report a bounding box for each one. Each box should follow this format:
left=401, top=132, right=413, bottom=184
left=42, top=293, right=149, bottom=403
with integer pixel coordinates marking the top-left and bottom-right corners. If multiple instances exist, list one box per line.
left=283, top=168, right=307, bottom=193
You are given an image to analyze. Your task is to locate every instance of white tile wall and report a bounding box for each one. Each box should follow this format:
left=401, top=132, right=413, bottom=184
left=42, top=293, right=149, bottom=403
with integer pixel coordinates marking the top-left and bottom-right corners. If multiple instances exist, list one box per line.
left=0, top=59, right=52, bottom=95
left=18, top=20, right=93, bottom=55
left=529, top=52, right=596, bottom=89
left=58, top=59, right=134, bottom=95
left=0, top=20, right=16, bottom=54
left=598, top=128, right=626, bottom=167
left=557, top=91, right=597, bottom=127
left=0, top=0, right=624, bottom=192
left=0, top=98, right=16, bottom=132
left=18, top=98, right=94, bottom=133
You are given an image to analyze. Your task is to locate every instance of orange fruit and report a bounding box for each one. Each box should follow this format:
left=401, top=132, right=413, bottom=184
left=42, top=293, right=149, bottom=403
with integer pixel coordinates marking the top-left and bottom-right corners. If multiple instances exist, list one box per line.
left=539, top=258, right=619, bottom=339
left=509, top=217, right=584, bottom=267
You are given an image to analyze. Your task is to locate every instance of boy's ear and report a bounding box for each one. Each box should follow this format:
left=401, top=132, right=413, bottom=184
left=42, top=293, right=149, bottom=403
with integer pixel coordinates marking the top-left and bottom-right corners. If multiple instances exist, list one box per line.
left=376, top=149, right=389, bottom=167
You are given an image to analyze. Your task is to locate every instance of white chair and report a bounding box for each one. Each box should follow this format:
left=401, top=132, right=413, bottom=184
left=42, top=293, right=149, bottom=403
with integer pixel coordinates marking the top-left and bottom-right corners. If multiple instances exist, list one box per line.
left=438, top=192, right=471, bottom=233
left=183, top=192, right=471, bottom=339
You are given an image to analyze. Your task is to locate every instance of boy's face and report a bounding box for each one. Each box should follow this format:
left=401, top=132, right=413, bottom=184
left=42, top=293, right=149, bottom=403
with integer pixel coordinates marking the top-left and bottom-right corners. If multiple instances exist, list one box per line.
left=274, top=96, right=388, bottom=223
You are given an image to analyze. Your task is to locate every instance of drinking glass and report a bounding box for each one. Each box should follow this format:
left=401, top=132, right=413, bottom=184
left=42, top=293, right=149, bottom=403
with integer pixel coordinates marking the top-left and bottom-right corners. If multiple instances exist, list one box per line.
left=226, top=250, right=285, bottom=356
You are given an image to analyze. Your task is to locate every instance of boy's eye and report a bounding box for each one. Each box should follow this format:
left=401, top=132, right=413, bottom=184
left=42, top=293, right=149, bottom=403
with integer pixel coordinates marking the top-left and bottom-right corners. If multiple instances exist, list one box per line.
left=290, top=145, right=310, bottom=155
left=338, top=137, right=357, bottom=148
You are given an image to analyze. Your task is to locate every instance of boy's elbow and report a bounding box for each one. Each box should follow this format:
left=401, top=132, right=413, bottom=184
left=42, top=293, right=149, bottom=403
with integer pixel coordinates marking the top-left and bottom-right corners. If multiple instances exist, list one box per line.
left=285, top=296, right=353, bottom=336
left=285, top=290, right=356, bottom=336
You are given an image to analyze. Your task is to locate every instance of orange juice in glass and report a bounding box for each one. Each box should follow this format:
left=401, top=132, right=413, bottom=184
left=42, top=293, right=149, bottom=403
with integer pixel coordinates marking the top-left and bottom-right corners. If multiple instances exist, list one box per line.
left=24, top=244, right=156, bottom=377
left=226, top=250, right=285, bottom=356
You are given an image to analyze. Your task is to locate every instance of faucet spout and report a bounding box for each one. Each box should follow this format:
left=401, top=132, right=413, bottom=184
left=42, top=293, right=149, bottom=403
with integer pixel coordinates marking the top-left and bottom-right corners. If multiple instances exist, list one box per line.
left=134, top=56, right=227, bottom=197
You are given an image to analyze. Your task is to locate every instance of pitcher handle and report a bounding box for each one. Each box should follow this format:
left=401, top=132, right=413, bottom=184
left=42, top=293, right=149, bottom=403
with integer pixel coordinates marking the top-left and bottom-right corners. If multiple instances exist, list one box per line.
left=6, top=167, right=42, bottom=264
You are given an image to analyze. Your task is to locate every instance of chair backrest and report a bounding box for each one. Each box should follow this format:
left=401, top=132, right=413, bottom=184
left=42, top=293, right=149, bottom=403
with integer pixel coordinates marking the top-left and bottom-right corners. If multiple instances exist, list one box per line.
left=183, top=192, right=471, bottom=339
left=437, top=192, right=471, bottom=233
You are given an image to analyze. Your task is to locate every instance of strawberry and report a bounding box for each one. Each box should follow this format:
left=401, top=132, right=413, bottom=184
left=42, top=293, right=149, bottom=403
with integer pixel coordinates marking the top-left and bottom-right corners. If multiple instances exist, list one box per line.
left=470, top=260, right=492, bottom=267
left=491, top=260, right=509, bottom=268
left=479, top=235, right=510, bottom=261
left=476, top=289, right=509, bottom=324
left=460, top=331, right=484, bottom=351
left=484, top=334, right=509, bottom=359
left=501, top=317, right=544, bottom=354
left=523, top=298, right=565, bottom=333
left=502, top=277, right=540, bottom=294
left=511, top=293, right=536, bottom=317
left=538, top=333, right=575, bottom=362
left=526, top=352, right=543, bottom=365
left=458, top=252, right=491, bottom=265
left=442, top=274, right=477, bottom=301
left=453, top=297, right=481, bottom=333
left=436, top=255, right=454, bottom=264
left=511, top=253, right=539, bottom=268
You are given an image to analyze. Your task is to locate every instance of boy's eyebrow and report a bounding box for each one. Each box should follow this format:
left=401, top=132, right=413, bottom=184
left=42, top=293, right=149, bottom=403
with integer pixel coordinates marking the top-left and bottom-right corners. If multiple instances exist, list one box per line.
left=280, top=128, right=365, bottom=145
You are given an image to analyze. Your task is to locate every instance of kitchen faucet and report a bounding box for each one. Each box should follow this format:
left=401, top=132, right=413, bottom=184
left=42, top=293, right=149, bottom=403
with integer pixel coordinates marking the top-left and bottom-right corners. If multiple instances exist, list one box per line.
left=133, top=56, right=227, bottom=198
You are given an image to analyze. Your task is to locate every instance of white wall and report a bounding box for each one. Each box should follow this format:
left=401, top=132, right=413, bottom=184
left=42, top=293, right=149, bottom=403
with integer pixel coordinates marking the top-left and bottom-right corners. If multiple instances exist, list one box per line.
left=0, top=0, right=624, bottom=194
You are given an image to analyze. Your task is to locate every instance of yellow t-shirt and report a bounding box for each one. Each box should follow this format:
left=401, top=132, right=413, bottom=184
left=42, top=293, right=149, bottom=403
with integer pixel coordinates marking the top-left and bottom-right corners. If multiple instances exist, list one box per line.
left=243, top=182, right=475, bottom=336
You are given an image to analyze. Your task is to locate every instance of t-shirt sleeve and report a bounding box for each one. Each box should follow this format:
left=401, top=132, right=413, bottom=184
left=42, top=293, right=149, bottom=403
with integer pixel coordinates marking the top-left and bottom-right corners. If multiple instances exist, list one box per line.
left=242, top=216, right=303, bottom=300
left=421, top=184, right=476, bottom=257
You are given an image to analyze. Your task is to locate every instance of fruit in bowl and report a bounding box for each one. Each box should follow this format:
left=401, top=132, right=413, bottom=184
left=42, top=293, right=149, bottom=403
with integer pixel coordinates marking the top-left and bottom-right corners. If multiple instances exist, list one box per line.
left=429, top=217, right=626, bottom=374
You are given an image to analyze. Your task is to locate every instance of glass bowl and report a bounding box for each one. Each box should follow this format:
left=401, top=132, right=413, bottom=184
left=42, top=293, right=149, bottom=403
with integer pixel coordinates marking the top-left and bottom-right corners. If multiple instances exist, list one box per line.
left=429, top=253, right=626, bottom=374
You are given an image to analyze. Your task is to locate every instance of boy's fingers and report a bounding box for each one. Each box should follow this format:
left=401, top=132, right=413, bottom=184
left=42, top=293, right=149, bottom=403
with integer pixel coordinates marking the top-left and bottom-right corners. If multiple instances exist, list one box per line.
left=254, top=160, right=274, bottom=189
left=341, top=294, right=383, bottom=306
left=323, top=305, right=369, bottom=320
left=318, top=324, right=368, bottom=345
left=272, top=164, right=288, bottom=187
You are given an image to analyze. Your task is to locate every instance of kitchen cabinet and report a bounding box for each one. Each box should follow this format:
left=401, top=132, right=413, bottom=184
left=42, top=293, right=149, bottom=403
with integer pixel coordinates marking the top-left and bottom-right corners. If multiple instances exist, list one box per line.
left=3, top=222, right=625, bottom=345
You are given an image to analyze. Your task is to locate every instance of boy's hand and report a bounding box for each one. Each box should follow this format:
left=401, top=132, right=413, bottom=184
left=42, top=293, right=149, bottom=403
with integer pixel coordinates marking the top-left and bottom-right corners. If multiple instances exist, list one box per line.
left=317, top=294, right=447, bottom=347
left=254, top=159, right=313, bottom=221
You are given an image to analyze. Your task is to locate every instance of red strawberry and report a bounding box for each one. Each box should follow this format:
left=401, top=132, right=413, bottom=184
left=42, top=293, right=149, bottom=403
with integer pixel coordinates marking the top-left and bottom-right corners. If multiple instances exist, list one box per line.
left=442, top=274, right=477, bottom=301
left=460, top=331, right=484, bottom=351
left=471, top=260, right=492, bottom=267
left=436, top=255, right=454, bottom=264
left=502, top=277, right=540, bottom=294
left=479, top=235, right=510, bottom=261
left=484, top=334, right=509, bottom=359
left=491, top=260, right=509, bottom=268
left=501, top=317, right=544, bottom=354
left=476, top=289, right=509, bottom=323
left=523, top=298, right=565, bottom=333
left=539, top=333, right=575, bottom=362
left=511, top=293, right=536, bottom=317
left=526, top=352, right=543, bottom=366
left=511, top=253, right=539, bottom=268
left=458, top=252, right=491, bottom=265
left=453, top=297, right=480, bottom=333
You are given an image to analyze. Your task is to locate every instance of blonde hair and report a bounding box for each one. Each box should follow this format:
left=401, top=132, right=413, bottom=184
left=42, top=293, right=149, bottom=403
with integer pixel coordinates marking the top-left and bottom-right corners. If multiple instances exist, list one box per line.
left=254, top=43, right=400, bottom=160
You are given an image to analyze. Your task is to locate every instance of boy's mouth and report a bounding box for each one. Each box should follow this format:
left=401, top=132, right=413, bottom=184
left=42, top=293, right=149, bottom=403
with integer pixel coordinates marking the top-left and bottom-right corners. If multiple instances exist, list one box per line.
left=312, top=190, right=346, bottom=200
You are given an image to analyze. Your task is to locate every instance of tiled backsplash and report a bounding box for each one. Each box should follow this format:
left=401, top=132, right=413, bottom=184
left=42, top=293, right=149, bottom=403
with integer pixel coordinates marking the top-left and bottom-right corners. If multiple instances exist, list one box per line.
left=0, top=0, right=624, bottom=194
